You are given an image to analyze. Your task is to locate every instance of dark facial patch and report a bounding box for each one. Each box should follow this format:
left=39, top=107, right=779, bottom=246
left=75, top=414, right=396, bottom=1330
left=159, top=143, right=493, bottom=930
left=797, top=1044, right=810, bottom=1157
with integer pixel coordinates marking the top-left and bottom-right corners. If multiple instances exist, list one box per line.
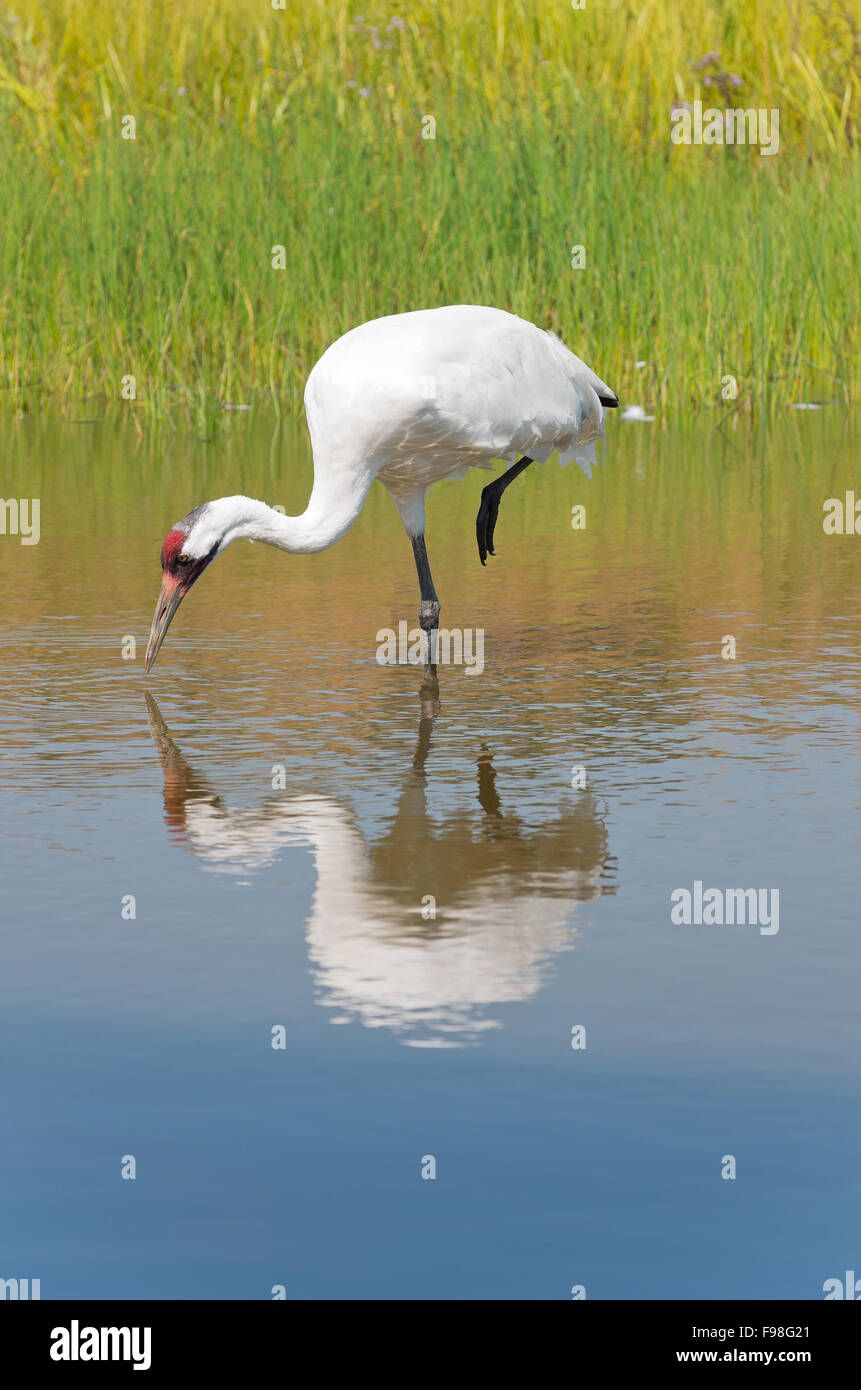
left=161, top=504, right=212, bottom=568
left=160, top=505, right=219, bottom=591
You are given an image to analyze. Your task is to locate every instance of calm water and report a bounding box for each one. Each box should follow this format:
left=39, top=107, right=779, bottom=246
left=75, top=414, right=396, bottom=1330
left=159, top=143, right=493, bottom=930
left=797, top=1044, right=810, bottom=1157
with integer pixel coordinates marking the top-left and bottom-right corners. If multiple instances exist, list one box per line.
left=1, top=409, right=859, bottom=1299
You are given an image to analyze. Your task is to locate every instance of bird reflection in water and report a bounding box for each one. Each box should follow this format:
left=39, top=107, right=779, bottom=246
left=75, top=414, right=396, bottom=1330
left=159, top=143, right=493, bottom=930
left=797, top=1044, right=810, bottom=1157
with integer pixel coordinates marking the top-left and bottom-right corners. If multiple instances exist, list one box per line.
left=145, top=689, right=616, bottom=1047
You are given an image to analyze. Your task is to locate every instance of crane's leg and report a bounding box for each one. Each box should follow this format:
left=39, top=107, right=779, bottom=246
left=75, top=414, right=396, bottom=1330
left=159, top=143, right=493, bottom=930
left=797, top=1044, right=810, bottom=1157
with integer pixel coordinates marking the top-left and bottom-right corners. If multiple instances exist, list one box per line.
left=476, top=455, right=533, bottom=565
left=411, top=534, right=440, bottom=673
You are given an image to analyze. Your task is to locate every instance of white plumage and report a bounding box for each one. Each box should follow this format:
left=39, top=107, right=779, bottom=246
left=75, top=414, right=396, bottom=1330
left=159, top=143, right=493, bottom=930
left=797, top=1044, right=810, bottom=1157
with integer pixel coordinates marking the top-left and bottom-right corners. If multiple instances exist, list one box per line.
left=144, top=304, right=617, bottom=672
left=305, top=303, right=616, bottom=534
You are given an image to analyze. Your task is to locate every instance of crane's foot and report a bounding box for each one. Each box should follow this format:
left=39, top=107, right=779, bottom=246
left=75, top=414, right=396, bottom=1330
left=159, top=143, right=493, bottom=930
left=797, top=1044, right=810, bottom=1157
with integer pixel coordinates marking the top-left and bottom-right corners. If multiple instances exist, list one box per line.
left=419, top=668, right=440, bottom=718
left=476, top=484, right=502, bottom=565
left=419, top=599, right=440, bottom=673
left=475, top=456, right=534, bottom=565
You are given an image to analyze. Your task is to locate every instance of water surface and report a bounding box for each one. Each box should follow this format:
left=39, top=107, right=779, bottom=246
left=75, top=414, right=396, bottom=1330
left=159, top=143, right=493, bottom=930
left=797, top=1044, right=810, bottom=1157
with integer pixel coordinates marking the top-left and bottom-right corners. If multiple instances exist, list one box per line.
left=1, top=409, right=859, bottom=1298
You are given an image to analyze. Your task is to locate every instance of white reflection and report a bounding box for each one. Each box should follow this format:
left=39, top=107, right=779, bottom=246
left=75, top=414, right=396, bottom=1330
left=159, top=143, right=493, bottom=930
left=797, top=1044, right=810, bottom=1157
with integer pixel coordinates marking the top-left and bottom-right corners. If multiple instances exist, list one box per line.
left=145, top=693, right=615, bottom=1045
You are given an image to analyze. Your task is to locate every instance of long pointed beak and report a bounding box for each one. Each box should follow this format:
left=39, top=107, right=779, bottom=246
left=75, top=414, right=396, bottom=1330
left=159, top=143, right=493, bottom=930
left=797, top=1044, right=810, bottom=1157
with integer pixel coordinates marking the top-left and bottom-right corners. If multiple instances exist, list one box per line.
left=144, top=576, right=185, bottom=673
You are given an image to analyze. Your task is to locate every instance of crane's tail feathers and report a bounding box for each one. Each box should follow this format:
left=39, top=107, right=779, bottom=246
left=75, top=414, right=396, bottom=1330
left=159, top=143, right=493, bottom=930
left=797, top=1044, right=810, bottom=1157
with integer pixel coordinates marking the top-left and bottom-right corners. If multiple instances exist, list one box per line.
left=559, top=440, right=602, bottom=480
left=555, top=382, right=613, bottom=479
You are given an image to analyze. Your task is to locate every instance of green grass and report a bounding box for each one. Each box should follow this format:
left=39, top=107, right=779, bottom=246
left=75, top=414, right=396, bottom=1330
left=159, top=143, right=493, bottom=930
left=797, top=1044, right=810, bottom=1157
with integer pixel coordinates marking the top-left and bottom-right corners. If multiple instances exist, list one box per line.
left=1, top=1, right=858, bottom=418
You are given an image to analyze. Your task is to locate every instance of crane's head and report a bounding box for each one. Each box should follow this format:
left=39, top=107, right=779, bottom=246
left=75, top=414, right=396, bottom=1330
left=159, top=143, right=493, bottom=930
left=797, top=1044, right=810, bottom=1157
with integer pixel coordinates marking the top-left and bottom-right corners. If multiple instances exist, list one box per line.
left=144, top=505, right=222, bottom=672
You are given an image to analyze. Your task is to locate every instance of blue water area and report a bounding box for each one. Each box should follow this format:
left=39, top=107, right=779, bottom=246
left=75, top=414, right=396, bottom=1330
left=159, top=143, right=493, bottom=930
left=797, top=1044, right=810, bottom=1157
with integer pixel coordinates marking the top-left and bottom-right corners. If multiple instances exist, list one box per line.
left=1, top=415, right=859, bottom=1298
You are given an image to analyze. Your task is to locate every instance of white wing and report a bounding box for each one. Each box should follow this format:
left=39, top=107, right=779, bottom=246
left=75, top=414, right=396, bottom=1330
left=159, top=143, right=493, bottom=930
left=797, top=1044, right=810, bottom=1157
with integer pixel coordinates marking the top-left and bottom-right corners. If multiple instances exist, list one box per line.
left=304, top=305, right=617, bottom=515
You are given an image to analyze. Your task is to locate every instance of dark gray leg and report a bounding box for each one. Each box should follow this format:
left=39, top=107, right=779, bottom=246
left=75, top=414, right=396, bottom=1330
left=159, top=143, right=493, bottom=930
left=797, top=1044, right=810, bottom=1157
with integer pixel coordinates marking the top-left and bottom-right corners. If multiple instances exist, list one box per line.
left=476, top=455, right=533, bottom=564
left=412, top=534, right=440, bottom=671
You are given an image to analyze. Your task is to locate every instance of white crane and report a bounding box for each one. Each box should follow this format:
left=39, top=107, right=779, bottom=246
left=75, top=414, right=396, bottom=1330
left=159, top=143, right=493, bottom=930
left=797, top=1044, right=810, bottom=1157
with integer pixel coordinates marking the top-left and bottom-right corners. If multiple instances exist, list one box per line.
left=144, top=304, right=617, bottom=671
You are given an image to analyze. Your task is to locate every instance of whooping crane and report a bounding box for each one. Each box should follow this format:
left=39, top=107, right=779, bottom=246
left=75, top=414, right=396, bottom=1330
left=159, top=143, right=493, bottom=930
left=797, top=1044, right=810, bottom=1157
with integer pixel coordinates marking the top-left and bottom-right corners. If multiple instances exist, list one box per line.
left=144, top=304, right=617, bottom=672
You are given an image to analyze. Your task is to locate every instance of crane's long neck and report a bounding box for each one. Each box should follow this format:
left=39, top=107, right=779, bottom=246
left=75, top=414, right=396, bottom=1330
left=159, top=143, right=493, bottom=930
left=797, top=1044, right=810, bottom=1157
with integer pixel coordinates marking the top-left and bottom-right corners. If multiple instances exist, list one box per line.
left=207, top=473, right=371, bottom=557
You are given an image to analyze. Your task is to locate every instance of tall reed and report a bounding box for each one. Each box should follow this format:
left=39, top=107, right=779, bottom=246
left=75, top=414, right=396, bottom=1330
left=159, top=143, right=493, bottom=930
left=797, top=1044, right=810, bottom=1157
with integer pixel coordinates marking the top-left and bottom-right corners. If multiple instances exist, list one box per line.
left=1, top=1, right=857, bottom=415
